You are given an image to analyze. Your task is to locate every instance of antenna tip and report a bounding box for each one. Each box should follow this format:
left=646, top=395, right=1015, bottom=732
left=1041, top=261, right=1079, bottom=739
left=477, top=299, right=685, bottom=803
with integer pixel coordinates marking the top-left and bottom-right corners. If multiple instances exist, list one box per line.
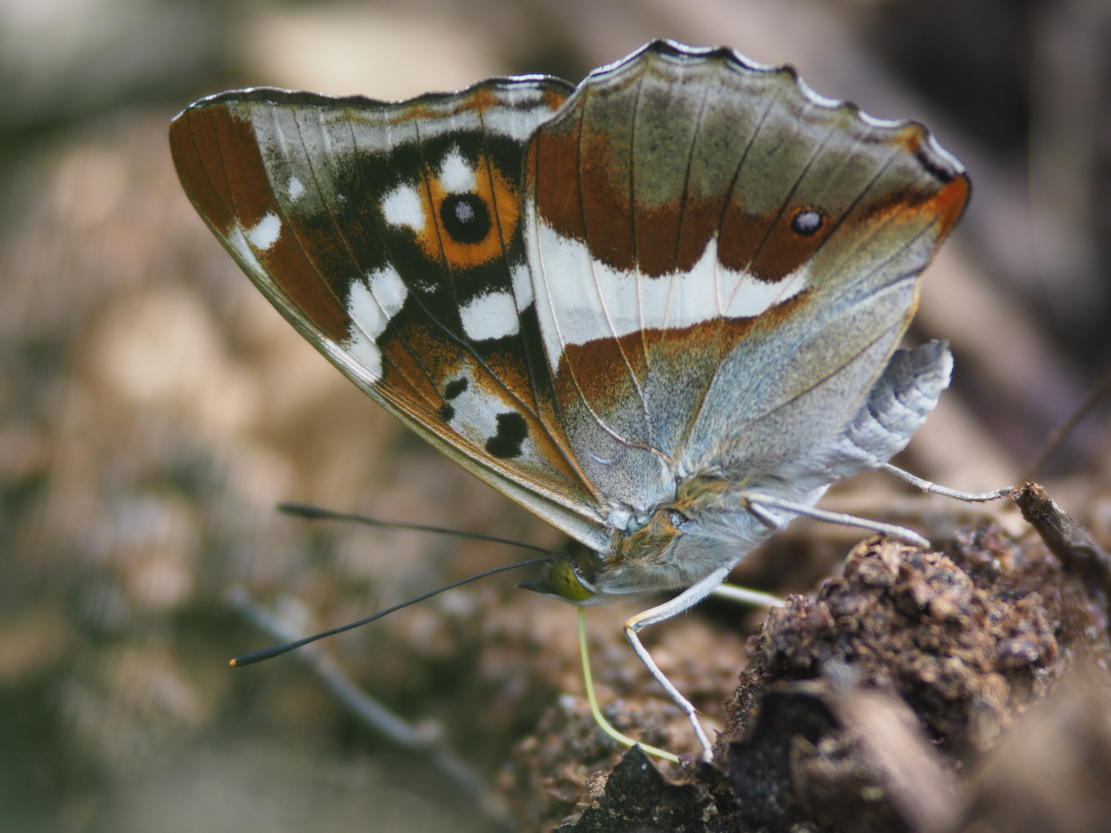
left=229, top=658, right=239, bottom=667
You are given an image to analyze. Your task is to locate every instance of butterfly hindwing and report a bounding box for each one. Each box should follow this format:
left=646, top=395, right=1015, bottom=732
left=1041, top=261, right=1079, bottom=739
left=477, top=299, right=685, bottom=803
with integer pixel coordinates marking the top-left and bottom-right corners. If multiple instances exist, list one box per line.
left=522, top=42, right=969, bottom=518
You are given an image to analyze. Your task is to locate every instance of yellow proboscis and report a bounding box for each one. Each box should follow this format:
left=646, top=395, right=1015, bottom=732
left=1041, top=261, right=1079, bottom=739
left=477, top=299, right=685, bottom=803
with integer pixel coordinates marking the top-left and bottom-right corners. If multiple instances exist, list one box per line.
left=578, top=607, right=681, bottom=764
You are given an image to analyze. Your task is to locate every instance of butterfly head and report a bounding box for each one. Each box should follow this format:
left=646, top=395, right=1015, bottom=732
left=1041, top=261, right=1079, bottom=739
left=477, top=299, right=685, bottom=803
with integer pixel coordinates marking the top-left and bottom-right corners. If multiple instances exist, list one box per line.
left=524, top=474, right=789, bottom=604
left=519, top=541, right=603, bottom=605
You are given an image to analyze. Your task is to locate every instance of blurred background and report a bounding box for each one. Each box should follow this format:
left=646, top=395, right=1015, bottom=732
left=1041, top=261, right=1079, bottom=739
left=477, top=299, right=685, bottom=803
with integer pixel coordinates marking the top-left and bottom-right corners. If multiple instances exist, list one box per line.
left=2, top=0, right=1109, bottom=831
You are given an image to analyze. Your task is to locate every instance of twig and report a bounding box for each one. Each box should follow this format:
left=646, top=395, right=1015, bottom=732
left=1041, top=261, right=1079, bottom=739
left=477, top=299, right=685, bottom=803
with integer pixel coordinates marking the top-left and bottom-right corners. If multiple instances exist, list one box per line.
left=1013, top=483, right=1111, bottom=604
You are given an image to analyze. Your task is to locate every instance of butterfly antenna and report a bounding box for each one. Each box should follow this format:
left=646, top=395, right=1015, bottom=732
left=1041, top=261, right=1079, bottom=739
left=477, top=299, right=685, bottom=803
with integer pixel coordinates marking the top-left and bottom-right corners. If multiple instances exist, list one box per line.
left=232, top=556, right=549, bottom=666
left=232, top=507, right=551, bottom=666
left=277, top=502, right=551, bottom=553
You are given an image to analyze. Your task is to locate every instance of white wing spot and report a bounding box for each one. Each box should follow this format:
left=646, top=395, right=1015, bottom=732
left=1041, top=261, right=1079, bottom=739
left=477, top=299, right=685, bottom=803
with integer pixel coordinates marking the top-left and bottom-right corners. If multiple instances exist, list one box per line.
left=227, top=223, right=267, bottom=275
left=723, top=264, right=810, bottom=318
left=460, top=291, right=520, bottom=341
left=288, top=177, right=305, bottom=201
left=245, top=212, right=282, bottom=251
left=347, top=279, right=387, bottom=339
left=347, top=265, right=409, bottom=340
left=438, top=146, right=475, bottom=194
left=368, top=265, right=408, bottom=321
left=343, top=331, right=383, bottom=382
left=510, top=263, right=534, bottom=310
left=382, top=184, right=424, bottom=230
left=342, top=265, right=409, bottom=382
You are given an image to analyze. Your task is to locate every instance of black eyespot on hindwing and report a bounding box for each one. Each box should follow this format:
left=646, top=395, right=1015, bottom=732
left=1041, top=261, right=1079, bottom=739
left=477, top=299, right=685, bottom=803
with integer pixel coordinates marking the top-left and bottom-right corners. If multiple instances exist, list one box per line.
left=485, top=412, right=528, bottom=459
left=440, top=194, right=491, bottom=244
left=790, top=208, right=824, bottom=236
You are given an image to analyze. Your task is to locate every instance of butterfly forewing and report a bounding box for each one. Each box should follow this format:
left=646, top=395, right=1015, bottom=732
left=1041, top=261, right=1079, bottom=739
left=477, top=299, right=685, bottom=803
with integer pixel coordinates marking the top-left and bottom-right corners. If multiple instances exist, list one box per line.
left=170, top=82, right=613, bottom=550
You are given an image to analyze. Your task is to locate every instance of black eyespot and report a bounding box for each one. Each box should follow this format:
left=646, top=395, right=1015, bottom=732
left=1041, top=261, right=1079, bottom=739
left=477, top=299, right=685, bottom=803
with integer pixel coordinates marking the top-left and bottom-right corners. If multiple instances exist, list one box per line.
left=440, top=194, right=490, bottom=244
left=444, top=378, right=468, bottom=399
left=485, top=412, right=528, bottom=459
left=437, top=403, right=454, bottom=422
left=790, top=208, right=824, bottom=236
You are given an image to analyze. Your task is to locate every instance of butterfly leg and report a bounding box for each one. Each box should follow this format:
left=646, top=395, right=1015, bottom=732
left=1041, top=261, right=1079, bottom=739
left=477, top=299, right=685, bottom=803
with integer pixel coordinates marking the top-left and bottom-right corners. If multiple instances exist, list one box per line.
left=880, top=464, right=1014, bottom=502
left=622, top=561, right=739, bottom=762
left=710, top=583, right=784, bottom=608
left=743, top=491, right=931, bottom=549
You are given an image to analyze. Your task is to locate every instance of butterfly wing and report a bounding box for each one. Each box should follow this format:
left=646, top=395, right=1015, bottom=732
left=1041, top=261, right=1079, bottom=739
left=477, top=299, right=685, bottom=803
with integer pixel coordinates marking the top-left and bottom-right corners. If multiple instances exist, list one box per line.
left=522, top=41, right=968, bottom=520
left=169, top=81, right=612, bottom=551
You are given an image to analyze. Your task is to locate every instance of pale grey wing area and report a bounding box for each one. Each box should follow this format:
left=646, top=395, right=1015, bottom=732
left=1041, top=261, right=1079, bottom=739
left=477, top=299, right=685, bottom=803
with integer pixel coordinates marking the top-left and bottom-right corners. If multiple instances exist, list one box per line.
left=677, top=260, right=927, bottom=481
left=778, top=340, right=953, bottom=491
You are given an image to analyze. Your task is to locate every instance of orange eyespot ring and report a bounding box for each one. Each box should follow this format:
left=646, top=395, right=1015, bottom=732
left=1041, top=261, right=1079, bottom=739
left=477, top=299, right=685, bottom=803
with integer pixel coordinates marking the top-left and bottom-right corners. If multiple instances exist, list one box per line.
left=551, top=560, right=594, bottom=602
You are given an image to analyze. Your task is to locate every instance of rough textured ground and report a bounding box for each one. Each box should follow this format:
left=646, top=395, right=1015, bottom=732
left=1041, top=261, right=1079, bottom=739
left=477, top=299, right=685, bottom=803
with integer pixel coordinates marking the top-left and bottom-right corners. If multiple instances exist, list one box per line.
left=500, top=487, right=1111, bottom=832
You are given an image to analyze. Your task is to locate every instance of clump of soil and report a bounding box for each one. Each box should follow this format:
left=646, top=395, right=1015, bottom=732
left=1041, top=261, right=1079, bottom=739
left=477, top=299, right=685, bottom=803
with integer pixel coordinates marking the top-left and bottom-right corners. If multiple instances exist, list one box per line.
left=503, top=485, right=1111, bottom=832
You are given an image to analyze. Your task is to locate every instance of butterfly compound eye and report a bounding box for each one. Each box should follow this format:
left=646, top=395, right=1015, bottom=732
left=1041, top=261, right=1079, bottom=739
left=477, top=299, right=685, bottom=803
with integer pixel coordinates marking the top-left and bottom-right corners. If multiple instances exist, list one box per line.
left=551, top=560, right=594, bottom=602
left=790, top=208, right=824, bottom=236
left=668, top=510, right=689, bottom=530
left=440, top=194, right=491, bottom=244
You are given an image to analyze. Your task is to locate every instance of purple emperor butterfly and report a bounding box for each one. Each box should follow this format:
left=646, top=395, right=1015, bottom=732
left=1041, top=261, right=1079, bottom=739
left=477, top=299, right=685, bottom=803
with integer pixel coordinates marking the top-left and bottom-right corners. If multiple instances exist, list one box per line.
left=170, top=40, right=974, bottom=761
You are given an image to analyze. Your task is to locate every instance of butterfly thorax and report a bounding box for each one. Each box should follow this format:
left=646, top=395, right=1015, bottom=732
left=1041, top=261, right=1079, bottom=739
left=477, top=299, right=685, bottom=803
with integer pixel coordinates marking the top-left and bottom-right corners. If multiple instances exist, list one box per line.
left=566, top=472, right=821, bottom=599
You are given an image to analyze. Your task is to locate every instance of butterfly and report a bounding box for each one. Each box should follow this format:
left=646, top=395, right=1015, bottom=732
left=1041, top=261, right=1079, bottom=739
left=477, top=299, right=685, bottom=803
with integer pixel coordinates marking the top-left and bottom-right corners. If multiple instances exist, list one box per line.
left=170, top=40, right=977, bottom=762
